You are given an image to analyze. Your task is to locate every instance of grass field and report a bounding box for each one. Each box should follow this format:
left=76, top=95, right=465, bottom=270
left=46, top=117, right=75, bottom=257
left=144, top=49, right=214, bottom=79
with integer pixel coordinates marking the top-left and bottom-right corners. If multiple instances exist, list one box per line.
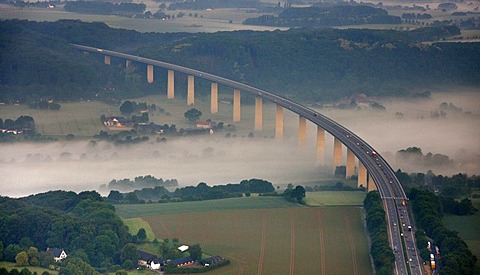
left=0, top=101, right=118, bottom=137
left=123, top=217, right=156, bottom=241
left=0, top=93, right=295, bottom=138
left=142, top=207, right=371, bottom=275
left=0, top=261, right=58, bottom=274
left=443, top=198, right=480, bottom=272
left=304, top=191, right=366, bottom=206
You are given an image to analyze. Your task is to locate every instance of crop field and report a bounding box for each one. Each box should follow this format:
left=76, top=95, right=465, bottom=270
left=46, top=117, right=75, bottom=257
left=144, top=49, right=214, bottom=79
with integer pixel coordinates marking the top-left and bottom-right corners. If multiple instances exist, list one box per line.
left=143, top=207, right=372, bottom=275
left=118, top=196, right=372, bottom=274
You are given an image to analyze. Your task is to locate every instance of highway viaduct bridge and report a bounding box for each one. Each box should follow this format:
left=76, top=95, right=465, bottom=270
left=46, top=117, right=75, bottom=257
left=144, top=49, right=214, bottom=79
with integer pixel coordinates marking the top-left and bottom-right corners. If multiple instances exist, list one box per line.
left=73, top=44, right=423, bottom=275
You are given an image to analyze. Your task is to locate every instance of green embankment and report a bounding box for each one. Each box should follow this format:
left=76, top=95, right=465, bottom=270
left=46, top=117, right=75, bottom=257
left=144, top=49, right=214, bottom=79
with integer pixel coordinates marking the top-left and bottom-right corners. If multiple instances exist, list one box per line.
left=123, top=217, right=156, bottom=241
left=443, top=198, right=480, bottom=273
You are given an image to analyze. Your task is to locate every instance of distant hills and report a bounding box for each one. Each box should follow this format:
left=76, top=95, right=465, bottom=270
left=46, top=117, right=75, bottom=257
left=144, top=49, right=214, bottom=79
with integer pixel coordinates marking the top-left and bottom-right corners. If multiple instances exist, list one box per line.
left=1, top=19, right=479, bottom=103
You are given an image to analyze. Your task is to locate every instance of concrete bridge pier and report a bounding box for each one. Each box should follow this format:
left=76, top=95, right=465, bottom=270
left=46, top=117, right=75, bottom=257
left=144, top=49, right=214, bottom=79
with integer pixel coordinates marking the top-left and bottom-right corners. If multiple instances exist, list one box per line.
left=210, top=83, right=218, bottom=114
left=316, top=127, right=325, bottom=166
left=346, top=148, right=355, bottom=179
left=275, top=105, right=283, bottom=139
left=298, top=116, right=307, bottom=146
left=233, top=89, right=241, bottom=122
left=333, top=137, right=343, bottom=174
left=254, top=97, right=263, bottom=131
left=104, top=55, right=111, bottom=65
left=167, top=70, right=175, bottom=99
left=147, top=65, right=154, bottom=83
left=368, top=175, right=377, bottom=192
left=187, top=75, right=195, bottom=105
left=358, top=161, right=367, bottom=188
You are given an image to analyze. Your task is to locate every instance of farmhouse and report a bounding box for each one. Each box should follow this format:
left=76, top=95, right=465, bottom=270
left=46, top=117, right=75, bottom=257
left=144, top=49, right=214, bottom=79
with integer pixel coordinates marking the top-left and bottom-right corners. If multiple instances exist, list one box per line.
left=178, top=245, right=189, bottom=252
left=136, top=250, right=164, bottom=270
left=46, top=248, right=68, bottom=262
left=195, top=120, right=212, bottom=129
left=170, top=257, right=194, bottom=267
left=103, top=116, right=132, bottom=128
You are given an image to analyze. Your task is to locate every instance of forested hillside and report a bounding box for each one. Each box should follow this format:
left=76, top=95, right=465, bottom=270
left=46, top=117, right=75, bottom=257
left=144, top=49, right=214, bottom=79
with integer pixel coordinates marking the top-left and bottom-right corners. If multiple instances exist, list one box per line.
left=1, top=19, right=479, bottom=103
left=0, top=191, right=133, bottom=268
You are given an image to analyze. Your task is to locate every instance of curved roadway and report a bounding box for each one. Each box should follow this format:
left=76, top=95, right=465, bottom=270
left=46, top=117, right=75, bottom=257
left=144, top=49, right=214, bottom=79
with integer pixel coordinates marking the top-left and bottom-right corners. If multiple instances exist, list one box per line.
left=72, top=44, right=424, bottom=275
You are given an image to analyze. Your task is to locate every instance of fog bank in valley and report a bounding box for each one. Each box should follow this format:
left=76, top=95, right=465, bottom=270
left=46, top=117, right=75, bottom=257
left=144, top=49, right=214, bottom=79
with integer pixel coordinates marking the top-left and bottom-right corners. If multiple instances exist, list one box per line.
left=0, top=91, right=478, bottom=198
left=0, top=137, right=323, bottom=198
left=317, top=91, right=480, bottom=175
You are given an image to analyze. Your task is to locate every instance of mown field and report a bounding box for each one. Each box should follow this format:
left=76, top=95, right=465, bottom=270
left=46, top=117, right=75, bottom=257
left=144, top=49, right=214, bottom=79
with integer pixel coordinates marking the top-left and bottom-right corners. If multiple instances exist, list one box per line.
left=118, top=195, right=371, bottom=275
left=304, top=191, right=366, bottom=206
left=443, top=198, right=480, bottom=272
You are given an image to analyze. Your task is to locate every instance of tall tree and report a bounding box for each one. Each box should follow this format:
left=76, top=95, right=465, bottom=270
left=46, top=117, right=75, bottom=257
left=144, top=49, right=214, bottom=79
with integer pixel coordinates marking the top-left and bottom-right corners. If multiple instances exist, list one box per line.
left=189, top=244, right=202, bottom=260
left=120, top=101, right=135, bottom=116
left=184, top=108, right=202, bottom=123
left=119, top=243, right=138, bottom=269
left=291, top=185, right=306, bottom=203
left=15, top=252, right=29, bottom=266
left=136, top=228, right=147, bottom=242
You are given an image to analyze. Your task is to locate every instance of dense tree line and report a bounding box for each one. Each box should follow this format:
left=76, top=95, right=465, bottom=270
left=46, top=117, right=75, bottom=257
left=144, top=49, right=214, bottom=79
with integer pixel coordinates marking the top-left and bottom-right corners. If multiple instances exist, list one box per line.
left=107, top=178, right=275, bottom=203
left=408, top=189, right=477, bottom=274
left=0, top=267, right=53, bottom=275
left=1, top=20, right=479, bottom=104
left=244, top=6, right=401, bottom=27
left=64, top=1, right=146, bottom=15
left=0, top=116, right=35, bottom=131
left=396, top=147, right=453, bottom=170
left=0, top=191, right=135, bottom=270
left=103, top=175, right=178, bottom=192
left=395, top=169, right=480, bottom=198
left=363, top=191, right=394, bottom=275
left=402, top=13, right=432, bottom=19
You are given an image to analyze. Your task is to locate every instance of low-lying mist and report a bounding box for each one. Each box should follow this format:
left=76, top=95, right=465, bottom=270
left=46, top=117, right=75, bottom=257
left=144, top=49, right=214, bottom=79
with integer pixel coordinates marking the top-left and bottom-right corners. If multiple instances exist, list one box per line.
left=317, top=91, right=480, bottom=175
left=0, top=91, right=478, bottom=198
left=0, top=137, right=324, bottom=198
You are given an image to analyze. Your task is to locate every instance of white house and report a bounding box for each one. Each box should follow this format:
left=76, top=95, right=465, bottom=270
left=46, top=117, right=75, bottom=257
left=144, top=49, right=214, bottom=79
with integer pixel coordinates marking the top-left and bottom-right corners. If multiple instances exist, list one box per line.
left=47, top=248, right=68, bottom=262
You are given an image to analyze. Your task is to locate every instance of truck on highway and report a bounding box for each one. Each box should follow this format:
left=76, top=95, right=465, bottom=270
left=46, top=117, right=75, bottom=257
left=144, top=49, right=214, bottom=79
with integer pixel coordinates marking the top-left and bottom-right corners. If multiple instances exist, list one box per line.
left=431, top=260, right=436, bottom=269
